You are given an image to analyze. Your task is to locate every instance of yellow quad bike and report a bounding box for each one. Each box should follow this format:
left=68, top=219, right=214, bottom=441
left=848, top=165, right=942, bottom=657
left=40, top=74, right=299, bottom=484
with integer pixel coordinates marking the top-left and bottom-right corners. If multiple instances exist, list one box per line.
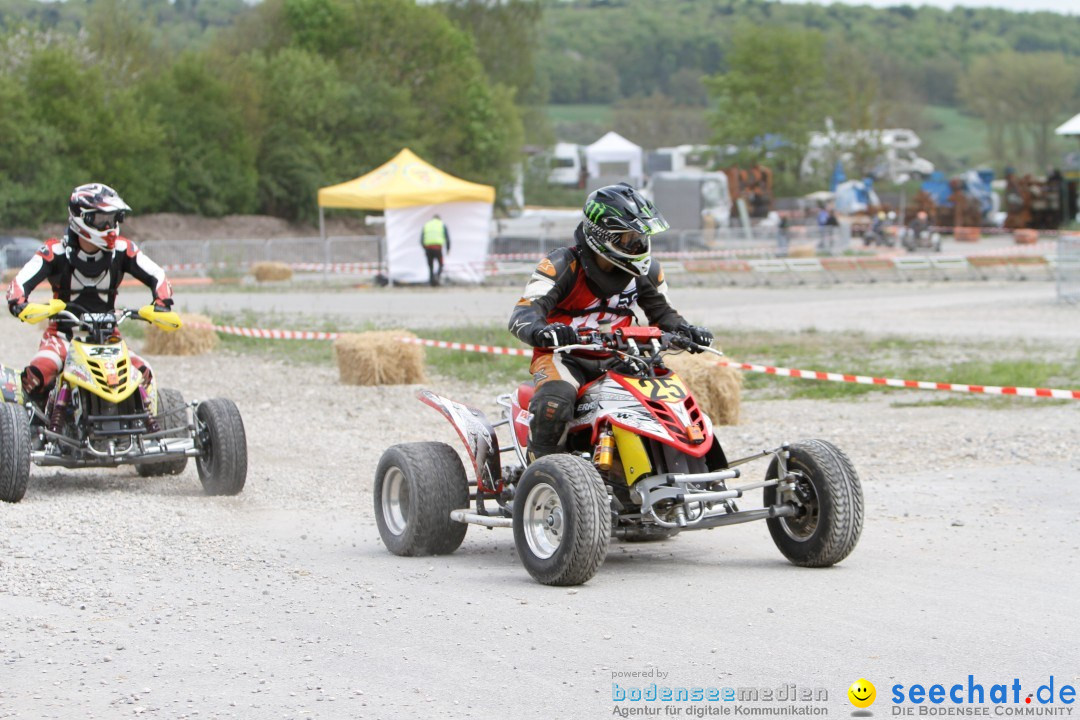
left=0, top=300, right=246, bottom=503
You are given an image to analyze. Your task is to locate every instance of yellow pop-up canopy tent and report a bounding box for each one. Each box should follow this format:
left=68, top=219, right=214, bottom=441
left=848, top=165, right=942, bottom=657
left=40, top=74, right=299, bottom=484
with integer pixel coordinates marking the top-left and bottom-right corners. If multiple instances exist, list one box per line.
left=317, top=149, right=495, bottom=284
left=317, top=148, right=495, bottom=210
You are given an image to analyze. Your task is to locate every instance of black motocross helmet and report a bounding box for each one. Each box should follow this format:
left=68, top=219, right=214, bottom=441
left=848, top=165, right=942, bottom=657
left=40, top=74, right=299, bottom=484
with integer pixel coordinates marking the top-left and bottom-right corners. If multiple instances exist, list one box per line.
left=581, top=183, right=669, bottom=277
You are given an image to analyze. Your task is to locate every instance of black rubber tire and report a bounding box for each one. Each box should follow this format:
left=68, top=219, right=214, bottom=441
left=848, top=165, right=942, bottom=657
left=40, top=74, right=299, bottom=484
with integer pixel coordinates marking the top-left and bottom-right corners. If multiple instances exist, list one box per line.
left=618, top=526, right=681, bottom=543
left=195, top=398, right=247, bottom=496
left=512, top=455, right=610, bottom=586
left=137, top=388, right=189, bottom=478
left=373, top=442, right=469, bottom=556
left=763, top=440, right=863, bottom=567
left=0, top=403, right=31, bottom=503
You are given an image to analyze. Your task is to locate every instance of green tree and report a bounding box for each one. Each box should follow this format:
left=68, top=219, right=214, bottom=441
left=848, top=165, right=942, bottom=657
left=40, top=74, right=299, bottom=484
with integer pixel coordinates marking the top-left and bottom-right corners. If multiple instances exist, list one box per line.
left=141, top=53, right=258, bottom=216
left=0, top=41, right=170, bottom=225
left=961, top=51, right=1079, bottom=171
left=706, top=23, right=829, bottom=180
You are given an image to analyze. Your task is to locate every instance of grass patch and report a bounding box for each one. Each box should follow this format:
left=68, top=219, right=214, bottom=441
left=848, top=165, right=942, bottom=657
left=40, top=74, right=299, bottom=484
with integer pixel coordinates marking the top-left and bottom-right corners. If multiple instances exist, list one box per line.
left=921, top=105, right=990, bottom=173
left=421, top=325, right=530, bottom=386
left=199, top=313, right=1080, bottom=406
left=545, top=104, right=613, bottom=124
left=211, top=310, right=362, bottom=366
left=722, top=329, right=1080, bottom=404
left=208, top=314, right=531, bottom=385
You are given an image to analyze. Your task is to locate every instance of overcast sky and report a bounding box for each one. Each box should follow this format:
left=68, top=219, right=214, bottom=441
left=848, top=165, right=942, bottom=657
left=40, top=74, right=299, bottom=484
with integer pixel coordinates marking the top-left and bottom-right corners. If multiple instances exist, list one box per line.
left=779, top=0, right=1077, bottom=14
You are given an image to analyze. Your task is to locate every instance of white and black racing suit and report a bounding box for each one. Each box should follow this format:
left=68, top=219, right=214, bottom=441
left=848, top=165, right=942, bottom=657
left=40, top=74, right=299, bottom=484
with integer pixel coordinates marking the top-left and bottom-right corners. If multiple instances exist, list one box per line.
left=5, top=232, right=173, bottom=394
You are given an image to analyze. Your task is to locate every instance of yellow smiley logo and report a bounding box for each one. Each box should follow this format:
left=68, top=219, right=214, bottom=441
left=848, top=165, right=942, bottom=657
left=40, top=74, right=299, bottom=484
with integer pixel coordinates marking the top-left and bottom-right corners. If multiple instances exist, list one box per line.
left=848, top=678, right=876, bottom=708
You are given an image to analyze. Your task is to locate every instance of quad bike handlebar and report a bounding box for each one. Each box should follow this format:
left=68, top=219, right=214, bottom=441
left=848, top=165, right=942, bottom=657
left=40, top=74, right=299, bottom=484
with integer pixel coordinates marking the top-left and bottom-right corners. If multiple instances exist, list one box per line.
left=553, top=326, right=722, bottom=376
left=18, top=300, right=182, bottom=338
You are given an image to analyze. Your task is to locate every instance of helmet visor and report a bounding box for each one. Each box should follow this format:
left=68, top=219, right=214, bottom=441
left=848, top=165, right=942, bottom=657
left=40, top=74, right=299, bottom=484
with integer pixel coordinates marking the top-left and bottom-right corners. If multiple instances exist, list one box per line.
left=85, top=211, right=120, bottom=231
left=611, top=230, right=649, bottom=255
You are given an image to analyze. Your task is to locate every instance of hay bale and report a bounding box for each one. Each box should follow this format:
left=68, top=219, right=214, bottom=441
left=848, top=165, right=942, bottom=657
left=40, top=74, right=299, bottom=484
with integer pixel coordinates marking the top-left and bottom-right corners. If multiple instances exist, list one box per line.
left=1012, top=228, right=1038, bottom=245
left=334, top=330, right=425, bottom=386
left=955, top=226, right=982, bottom=242
left=142, top=313, right=219, bottom=356
left=251, top=261, right=293, bottom=282
left=787, top=243, right=817, bottom=258
left=665, top=351, right=742, bottom=426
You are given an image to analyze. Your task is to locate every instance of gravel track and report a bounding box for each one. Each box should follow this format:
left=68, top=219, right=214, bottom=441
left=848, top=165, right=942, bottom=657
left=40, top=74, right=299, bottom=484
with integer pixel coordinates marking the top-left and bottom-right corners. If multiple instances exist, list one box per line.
left=2, top=290, right=1079, bottom=719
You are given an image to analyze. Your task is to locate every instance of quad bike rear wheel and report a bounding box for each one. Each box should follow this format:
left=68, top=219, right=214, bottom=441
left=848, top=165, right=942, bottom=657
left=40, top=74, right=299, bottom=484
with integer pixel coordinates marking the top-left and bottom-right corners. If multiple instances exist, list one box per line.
left=763, top=440, right=863, bottom=567
left=195, top=398, right=247, bottom=496
left=512, top=454, right=610, bottom=586
left=137, top=388, right=189, bottom=478
left=0, top=403, right=31, bottom=503
left=374, top=442, right=469, bottom=556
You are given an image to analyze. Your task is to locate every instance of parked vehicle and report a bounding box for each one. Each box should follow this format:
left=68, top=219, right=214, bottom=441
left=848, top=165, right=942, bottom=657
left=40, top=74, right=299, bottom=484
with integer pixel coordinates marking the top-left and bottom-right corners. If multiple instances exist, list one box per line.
left=0, top=236, right=40, bottom=272
left=547, top=143, right=584, bottom=187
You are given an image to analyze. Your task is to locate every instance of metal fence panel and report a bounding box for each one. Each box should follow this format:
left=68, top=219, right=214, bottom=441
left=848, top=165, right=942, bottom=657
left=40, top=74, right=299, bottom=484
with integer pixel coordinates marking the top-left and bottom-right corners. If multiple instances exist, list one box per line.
left=1058, top=236, right=1080, bottom=303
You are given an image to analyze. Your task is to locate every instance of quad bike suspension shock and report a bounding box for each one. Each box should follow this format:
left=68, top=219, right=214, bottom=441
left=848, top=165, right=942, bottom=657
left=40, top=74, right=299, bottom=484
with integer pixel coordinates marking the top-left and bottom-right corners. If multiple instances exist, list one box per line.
left=140, top=387, right=161, bottom=434
left=48, top=387, right=70, bottom=433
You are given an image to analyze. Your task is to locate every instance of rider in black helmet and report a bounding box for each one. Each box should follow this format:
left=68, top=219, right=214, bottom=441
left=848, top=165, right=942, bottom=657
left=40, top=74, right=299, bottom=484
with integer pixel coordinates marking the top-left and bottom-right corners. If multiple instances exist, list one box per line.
left=508, top=183, right=713, bottom=461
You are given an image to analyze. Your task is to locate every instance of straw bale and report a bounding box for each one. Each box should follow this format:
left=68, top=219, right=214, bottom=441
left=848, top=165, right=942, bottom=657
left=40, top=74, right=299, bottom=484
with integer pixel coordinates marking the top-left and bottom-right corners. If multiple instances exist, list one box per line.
left=955, top=227, right=982, bottom=242
left=787, top=243, right=817, bottom=258
left=142, top=313, right=219, bottom=356
left=1012, top=229, right=1038, bottom=245
left=334, top=330, right=425, bottom=386
left=252, top=261, right=293, bottom=282
left=665, top=351, right=742, bottom=426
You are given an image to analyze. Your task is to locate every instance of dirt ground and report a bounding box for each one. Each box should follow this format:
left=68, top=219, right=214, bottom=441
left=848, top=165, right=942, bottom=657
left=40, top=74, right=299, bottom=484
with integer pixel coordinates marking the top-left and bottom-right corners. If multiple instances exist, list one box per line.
left=1, top=285, right=1079, bottom=719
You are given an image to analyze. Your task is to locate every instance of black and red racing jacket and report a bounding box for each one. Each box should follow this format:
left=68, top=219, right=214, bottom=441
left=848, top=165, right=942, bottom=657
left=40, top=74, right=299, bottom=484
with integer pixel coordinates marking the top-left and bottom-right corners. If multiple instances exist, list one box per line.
left=6, top=232, right=173, bottom=317
left=508, top=225, right=686, bottom=357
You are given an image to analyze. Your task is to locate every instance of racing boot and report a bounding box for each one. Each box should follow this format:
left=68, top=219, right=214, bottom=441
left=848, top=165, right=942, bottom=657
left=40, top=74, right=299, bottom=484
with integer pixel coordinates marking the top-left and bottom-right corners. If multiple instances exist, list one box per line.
left=20, top=366, right=50, bottom=420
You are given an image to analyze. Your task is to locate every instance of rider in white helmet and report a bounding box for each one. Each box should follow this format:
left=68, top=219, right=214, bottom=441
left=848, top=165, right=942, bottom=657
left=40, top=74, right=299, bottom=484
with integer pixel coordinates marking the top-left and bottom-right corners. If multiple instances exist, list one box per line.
left=6, top=183, right=173, bottom=400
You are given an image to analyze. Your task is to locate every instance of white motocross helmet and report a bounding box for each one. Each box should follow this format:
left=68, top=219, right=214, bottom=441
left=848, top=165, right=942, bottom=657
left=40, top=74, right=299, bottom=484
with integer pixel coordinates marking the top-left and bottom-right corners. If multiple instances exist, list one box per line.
left=68, top=183, right=131, bottom=252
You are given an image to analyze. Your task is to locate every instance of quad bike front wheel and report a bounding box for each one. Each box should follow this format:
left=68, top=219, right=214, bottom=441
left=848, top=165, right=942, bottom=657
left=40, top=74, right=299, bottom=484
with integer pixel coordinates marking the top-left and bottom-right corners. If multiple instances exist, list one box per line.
left=0, top=403, right=31, bottom=503
left=195, top=398, right=247, bottom=496
left=373, top=442, right=469, bottom=556
left=763, top=440, right=863, bottom=567
left=512, top=454, right=611, bottom=586
left=137, top=388, right=189, bottom=478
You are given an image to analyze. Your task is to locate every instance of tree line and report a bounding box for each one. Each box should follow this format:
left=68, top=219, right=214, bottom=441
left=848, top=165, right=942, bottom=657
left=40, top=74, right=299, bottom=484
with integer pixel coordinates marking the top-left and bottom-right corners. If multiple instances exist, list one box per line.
left=0, top=0, right=535, bottom=228
left=542, top=1, right=1079, bottom=184
left=2, top=0, right=1078, bottom=227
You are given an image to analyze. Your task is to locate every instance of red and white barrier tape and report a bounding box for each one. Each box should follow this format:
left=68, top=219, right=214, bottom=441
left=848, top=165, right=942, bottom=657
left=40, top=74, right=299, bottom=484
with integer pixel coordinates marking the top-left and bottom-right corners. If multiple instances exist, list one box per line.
left=187, top=323, right=341, bottom=341
left=185, top=322, right=1078, bottom=400
left=716, top=358, right=1080, bottom=400
left=396, top=336, right=531, bottom=357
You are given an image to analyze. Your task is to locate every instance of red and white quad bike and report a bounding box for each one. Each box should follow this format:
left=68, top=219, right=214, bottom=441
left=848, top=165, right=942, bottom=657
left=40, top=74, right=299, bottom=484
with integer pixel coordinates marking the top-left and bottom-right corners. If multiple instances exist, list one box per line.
left=375, top=326, right=863, bottom=586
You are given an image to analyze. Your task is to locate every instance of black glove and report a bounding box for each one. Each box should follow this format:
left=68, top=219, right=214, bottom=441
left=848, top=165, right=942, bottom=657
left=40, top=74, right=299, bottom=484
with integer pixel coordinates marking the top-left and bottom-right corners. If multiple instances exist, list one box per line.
left=153, top=298, right=173, bottom=312
left=10, top=301, right=27, bottom=318
left=533, top=323, right=578, bottom=348
left=677, top=323, right=713, bottom=348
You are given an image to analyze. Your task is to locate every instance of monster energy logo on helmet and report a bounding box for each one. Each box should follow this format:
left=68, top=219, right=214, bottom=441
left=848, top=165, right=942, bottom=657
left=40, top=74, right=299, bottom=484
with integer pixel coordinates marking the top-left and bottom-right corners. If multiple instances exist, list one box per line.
left=581, top=183, right=669, bottom=277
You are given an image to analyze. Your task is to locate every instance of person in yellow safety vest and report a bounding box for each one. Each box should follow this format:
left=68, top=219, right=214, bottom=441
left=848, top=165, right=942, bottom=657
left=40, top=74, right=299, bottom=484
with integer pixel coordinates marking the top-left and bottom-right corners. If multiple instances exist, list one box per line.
left=420, top=214, right=451, bottom=287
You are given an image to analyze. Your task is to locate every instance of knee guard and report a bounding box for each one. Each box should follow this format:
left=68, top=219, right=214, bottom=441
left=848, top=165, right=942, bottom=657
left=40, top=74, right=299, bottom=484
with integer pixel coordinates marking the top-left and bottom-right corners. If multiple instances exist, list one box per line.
left=527, top=380, right=577, bottom=461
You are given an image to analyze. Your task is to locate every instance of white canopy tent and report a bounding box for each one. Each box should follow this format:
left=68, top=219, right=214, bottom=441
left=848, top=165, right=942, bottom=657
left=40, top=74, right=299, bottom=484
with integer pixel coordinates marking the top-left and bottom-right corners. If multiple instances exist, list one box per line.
left=317, top=149, right=495, bottom=284
left=585, top=132, right=644, bottom=187
left=1055, top=112, right=1080, bottom=136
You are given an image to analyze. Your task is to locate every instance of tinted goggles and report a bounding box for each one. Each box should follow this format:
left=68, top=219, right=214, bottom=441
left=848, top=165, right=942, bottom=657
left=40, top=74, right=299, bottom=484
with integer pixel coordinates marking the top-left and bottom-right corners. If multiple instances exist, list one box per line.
left=85, top=211, right=123, bottom=231
left=610, top=230, right=649, bottom=255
